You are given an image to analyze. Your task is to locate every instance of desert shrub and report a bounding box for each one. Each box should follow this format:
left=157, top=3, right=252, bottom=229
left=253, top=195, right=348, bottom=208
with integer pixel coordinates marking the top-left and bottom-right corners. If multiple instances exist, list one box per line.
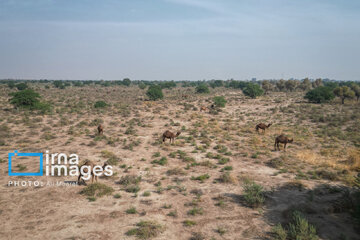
left=139, top=82, right=147, bottom=89
left=187, top=207, right=204, bottom=216
left=126, top=207, right=137, bottom=214
left=195, top=83, right=210, bottom=94
left=146, top=85, right=163, bottom=100
left=288, top=211, right=319, bottom=240
left=151, top=157, right=167, bottom=166
left=183, top=220, right=197, bottom=227
left=272, top=224, right=287, bottom=240
left=166, top=167, right=186, bottom=176
left=304, top=86, right=335, bottom=103
left=9, top=89, right=51, bottom=112
left=243, top=83, right=264, bottom=98
left=243, top=181, right=265, bottom=207
left=101, top=150, right=120, bottom=165
left=7, top=82, right=15, bottom=89
left=218, top=172, right=236, bottom=184
left=16, top=82, right=28, bottom=90
left=118, top=175, right=141, bottom=186
left=80, top=183, right=114, bottom=198
left=94, top=101, right=108, bottom=108
left=213, top=96, right=227, bottom=108
left=191, top=174, right=210, bottom=183
left=126, top=221, right=164, bottom=239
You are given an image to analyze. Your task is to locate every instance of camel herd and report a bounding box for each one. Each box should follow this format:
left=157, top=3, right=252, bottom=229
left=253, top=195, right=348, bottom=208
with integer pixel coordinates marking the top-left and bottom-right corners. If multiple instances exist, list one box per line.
left=84, top=116, right=293, bottom=185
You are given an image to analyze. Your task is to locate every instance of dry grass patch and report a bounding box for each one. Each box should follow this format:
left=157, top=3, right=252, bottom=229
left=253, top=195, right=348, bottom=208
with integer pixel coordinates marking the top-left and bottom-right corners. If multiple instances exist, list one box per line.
left=126, top=221, right=164, bottom=239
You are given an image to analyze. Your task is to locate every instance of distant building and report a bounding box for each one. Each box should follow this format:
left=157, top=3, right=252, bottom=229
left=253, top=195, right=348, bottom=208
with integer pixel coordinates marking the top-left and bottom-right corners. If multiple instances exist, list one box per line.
left=251, top=78, right=256, bottom=81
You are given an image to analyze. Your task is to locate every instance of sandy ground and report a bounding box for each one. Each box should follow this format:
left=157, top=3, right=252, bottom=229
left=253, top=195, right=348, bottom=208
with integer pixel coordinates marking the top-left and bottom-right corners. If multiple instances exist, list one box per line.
left=0, top=85, right=359, bottom=240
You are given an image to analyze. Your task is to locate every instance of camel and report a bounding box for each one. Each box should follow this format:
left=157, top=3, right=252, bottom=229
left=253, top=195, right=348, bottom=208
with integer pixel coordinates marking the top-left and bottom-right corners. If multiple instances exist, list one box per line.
left=97, top=124, right=103, bottom=135
left=256, top=123, right=272, bottom=134
left=78, top=160, right=97, bottom=185
left=162, top=130, right=181, bottom=143
left=77, top=161, right=109, bottom=185
left=274, top=134, right=293, bottom=151
left=200, top=106, right=208, bottom=112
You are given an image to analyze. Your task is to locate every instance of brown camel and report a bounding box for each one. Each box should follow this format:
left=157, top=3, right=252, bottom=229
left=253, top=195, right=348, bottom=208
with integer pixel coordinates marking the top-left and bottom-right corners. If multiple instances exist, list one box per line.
left=97, top=124, right=103, bottom=135
left=256, top=123, right=272, bottom=134
left=200, top=106, right=208, bottom=112
left=77, top=160, right=97, bottom=185
left=274, top=134, right=293, bottom=151
left=162, top=130, right=181, bottom=143
left=77, top=161, right=109, bottom=185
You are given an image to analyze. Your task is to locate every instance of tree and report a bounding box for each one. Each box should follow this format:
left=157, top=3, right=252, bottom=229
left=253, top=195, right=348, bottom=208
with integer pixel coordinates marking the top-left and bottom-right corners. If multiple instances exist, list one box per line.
left=53, top=80, right=65, bottom=89
left=122, top=78, right=131, bottom=86
left=261, top=80, right=273, bottom=94
left=276, top=79, right=286, bottom=92
left=312, top=78, right=323, bottom=88
left=146, top=85, right=163, bottom=100
left=299, top=78, right=312, bottom=91
left=213, top=96, right=227, bottom=107
left=243, top=83, right=264, bottom=99
left=350, top=84, right=360, bottom=101
left=7, top=82, right=15, bottom=89
left=333, top=86, right=355, bottom=104
left=285, top=80, right=299, bottom=92
left=9, top=89, right=51, bottom=113
left=138, top=82, right=147, bottom=90
left=195, top=83, right=210, bottom=94
left=9, top=89, right=41, bottom=108
left=304, top=86, right=335, bottom=103
left=16, top=83, right=28, bottom=90
left=209, top=80, right=223, bottom=88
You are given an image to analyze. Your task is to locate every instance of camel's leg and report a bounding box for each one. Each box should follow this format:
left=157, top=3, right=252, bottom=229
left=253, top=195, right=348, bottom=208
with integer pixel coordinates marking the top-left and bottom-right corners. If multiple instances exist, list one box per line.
left=78, top=174, right=82, bottom=185
left=274, top=141, right=277, bottom=151
left=163, top=137, right=166, bottom=143
left=91, top=174, right=94, bottom=183
left=95, top=175, right=98, bottom=182
left=284, top=143, right=287, bottom=152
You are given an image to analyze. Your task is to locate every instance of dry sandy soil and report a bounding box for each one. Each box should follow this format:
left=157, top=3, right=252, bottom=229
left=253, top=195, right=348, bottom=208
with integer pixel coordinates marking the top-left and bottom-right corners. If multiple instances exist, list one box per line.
left=0, top=84, right=359, bottom=240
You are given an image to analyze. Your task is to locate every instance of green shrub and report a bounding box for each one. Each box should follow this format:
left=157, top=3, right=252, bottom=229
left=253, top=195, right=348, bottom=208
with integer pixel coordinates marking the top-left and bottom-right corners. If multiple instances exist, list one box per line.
left=16, top=83, right=28, bottom=90
left=80, top=183, right=114, bottom=198
left=196, top=83, right=210, bottom=94
left=183, top=220, right=197, bottom=227
left=139, top=82, right=147, bottom=89
left=213, top=96, right=227, bottom=108
left=94, top=101, right=108, bottom=108
left=243, top=83, right=264, bottom=98
left=126, top=207, right=137, bottom=214
left=304, top=86, right=335, bottom=103
left=7, top=82, right=15, bottom=89
left=271, top=224, right=287, bottom=240
left=191, top=174, right=210, bottom=183
left=126, top=221, right=164, bottom=239
left=243, top=181, right=265, bottom=207
left=288, top=211, right=319, bottom=240
left=146, top=85, right=163, bottom=101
